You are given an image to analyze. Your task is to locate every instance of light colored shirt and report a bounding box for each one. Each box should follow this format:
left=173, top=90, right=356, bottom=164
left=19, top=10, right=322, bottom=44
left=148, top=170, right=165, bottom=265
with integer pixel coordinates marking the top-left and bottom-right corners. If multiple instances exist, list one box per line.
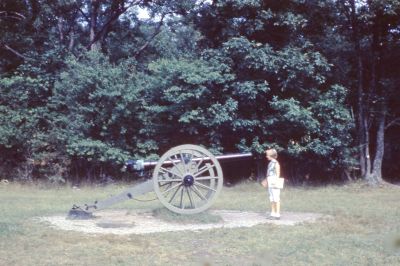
left=267, top=159, right=278, bottom=177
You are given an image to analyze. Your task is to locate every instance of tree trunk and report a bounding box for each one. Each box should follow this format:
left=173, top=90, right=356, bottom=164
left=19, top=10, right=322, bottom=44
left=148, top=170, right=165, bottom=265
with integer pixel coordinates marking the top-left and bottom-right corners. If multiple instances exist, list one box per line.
left=364, top=8, right=387, bottom=184
left=370, top=12, right=386, bottom=183
left=68, top=30, right=75, bottom=51
left=372, top=108, right=385, bottom=182
left=349, top=0, right=369, bottom=179
left=89, top=0, right=100, bottom=51
left=356, top=57, right=367, bottom=178
left=363, top=115, right=373, bottom=182
left=57, top=17, right=64, bottom=42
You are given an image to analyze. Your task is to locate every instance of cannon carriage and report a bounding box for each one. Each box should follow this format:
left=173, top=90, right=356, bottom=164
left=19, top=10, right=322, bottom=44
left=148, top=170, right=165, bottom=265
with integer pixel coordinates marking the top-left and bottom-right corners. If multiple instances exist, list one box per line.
left=68, top=144, right=252, bottom=219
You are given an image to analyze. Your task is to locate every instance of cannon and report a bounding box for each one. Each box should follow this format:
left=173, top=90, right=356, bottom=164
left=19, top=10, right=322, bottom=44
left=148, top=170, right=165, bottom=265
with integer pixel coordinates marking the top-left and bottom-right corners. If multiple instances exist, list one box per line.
left=67, top=144, right=252, bottom=219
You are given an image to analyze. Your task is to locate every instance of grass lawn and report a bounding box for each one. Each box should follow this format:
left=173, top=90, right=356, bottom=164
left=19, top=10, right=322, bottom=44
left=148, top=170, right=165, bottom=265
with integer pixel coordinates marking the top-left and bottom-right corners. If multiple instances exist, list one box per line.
left=0, top=180, right=399, bottom=265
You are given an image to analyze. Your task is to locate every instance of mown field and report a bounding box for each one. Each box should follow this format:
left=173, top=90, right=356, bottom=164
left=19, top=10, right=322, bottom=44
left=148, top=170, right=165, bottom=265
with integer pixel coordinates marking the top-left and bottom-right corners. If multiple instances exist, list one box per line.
left=0, top=180, right=399, bottom=266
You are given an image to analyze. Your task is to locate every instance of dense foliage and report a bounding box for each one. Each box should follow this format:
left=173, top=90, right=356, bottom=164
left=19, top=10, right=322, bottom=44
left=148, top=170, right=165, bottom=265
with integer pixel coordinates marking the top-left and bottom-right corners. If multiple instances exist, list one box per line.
left=1, top=0, right=399, bottom=184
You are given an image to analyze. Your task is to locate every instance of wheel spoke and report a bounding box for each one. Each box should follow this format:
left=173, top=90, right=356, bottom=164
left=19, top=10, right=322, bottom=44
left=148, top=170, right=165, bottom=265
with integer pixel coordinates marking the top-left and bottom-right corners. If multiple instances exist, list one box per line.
left=180, top=186, right=185, bottom=209
left=162, top=182, right=182, bottom=195
left=169, top=155, right=184, bottom=176
left=193, top=164, right=215, bottom=177
left=187, top=187, right=195, bottom=208
left=180, top=151, right=189, bottom=173
left=194, top=181, right=217, bottom=192
left=189, top=150, right=195, bottom=162
left=169, top=184, right=182, bottom=203
left=160, top=167, right=182, bottom=178
left=158, top=178, right=182, bottom=183
left=159, top=182, right=172, bottom=189
left=187, top=150, right=194, bottom=162
left=195, top=176, right=219, bottom=181
left=191, top=185, right=207, bottom=201
left=195, top=155, right=205, bottom=169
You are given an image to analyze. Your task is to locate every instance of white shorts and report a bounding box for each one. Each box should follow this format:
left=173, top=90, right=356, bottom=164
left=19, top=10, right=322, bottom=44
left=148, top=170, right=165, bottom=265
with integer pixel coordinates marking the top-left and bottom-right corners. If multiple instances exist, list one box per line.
left=268, top=187, right=281, bottom=202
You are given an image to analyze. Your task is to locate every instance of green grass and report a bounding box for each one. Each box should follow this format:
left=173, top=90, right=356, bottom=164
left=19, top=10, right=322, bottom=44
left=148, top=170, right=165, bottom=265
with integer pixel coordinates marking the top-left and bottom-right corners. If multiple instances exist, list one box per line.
left=0, top=180, right=399, bottom=265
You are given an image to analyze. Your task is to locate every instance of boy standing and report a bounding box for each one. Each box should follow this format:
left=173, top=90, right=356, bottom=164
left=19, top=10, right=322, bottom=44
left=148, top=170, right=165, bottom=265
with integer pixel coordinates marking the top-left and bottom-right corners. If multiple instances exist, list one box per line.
left=263, top=149, right=281, bottom=219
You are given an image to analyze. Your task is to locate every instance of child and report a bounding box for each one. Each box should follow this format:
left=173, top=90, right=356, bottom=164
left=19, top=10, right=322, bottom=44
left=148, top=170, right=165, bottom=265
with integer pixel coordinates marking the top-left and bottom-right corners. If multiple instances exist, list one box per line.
left=263, top=148, right=281, bottom=219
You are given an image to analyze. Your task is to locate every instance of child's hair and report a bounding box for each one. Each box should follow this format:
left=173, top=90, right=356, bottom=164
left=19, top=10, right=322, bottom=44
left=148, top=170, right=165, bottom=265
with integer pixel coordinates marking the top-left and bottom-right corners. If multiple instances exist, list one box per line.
left=266, top=148, right=278, bottom=159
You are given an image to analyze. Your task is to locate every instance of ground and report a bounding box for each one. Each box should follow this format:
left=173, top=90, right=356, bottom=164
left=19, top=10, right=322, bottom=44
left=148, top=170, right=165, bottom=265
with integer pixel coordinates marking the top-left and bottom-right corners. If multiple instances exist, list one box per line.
left=0, top=180, right=399, bottom=265
left=39, top=209, right=326, bottom=235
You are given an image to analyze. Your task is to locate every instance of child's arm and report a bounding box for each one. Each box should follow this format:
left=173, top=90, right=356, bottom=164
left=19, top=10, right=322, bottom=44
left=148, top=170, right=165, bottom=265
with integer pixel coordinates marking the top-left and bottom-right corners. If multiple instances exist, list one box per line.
left=261, top=178, right=268, bottom=188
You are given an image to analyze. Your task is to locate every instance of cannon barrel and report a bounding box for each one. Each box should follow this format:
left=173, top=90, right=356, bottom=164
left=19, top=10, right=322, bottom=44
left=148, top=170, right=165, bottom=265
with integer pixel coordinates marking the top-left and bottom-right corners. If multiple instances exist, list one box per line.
left=126, top=152, right=253, bottom=171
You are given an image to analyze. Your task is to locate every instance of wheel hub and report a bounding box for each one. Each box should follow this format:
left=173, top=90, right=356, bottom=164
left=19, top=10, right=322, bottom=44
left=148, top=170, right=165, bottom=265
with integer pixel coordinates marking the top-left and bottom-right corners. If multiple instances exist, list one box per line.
left=183, top=174, right=194, bottom=187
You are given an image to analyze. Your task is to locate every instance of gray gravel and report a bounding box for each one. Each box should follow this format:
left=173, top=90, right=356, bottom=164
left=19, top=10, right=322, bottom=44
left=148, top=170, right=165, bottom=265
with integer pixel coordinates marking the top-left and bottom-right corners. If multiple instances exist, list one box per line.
left=37, top=210, right=326, bottom=235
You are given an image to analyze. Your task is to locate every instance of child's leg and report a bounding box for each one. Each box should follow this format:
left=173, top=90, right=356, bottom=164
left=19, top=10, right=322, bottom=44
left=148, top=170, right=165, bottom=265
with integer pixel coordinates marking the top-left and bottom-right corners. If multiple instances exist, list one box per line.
left=274, top=188, right=281, bottom=217
left=271, top=202, right=276, bottom=215
left=276, top=201, right=280, bottom=216
left=268, top=188, right=275, bottom=216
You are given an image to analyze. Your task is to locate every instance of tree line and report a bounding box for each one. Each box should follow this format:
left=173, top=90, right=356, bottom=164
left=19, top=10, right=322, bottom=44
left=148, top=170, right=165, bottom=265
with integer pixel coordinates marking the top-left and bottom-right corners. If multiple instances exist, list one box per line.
left=1, top=0, right=399, bottom=184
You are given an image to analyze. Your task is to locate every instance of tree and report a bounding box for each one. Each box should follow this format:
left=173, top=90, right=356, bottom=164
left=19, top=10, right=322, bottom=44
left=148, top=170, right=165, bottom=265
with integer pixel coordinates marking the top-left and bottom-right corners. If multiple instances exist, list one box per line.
left=2, top=0, right=399, bottom=184
left=187, top=0, right=354, bottom=181
left=335, top=0, right=400, bottom=183
left=49, top=51, right=146, bottom=181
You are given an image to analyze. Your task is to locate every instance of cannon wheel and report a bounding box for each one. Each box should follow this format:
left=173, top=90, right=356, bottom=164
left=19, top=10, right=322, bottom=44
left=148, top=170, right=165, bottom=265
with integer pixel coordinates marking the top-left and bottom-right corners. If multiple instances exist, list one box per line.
left=153, top=144, right=223, bottom=214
